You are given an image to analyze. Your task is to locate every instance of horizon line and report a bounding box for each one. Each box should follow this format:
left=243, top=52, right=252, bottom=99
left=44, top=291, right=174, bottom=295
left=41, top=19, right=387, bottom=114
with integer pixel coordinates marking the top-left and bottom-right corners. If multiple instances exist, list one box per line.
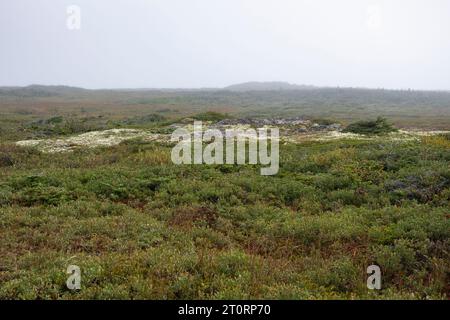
left=1, top=82, right=450, bottom=93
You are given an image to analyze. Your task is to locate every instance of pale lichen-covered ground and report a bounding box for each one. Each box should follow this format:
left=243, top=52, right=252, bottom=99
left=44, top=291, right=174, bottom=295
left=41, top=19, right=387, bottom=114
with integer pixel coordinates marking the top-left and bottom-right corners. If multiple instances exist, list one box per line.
left=15, top=126, right=450, bottom=153
left=292, top=129, right=450, bottom=142
left=15, top=129, right=162, bottom=153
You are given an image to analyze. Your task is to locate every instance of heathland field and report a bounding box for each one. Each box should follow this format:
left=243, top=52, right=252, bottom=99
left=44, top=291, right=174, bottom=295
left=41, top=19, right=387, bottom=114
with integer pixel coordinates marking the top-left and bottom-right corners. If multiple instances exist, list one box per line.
left=0, top=86, right=449, bottom=299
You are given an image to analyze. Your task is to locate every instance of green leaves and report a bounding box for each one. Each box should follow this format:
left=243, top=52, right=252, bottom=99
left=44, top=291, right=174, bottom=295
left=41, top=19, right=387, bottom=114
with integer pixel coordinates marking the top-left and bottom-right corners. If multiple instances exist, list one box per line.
left=343, top=117, right=397, bottom=135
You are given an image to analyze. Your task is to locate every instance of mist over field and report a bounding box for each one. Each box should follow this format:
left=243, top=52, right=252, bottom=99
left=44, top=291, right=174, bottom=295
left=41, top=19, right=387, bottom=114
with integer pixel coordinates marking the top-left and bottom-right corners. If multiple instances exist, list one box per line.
left=1, top=0, right=450, bottom=90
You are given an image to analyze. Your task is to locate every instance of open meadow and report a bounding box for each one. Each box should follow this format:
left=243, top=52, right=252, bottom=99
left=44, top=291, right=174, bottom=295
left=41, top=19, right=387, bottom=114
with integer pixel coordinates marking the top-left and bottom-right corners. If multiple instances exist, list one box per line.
left=0, top=86, right=449, bottom=299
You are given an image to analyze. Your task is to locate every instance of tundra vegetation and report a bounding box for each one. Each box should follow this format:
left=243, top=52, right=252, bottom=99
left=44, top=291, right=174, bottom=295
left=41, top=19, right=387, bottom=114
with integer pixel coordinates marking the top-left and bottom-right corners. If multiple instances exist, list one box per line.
left=0, top=86, right=449, bottom=299
left=343, top=117, right=397, bottom=135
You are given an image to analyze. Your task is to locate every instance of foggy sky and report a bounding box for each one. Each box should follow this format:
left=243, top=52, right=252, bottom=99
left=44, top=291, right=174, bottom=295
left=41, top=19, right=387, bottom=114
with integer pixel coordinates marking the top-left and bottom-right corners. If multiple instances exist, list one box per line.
left=1, top=0, right=449, bottom=90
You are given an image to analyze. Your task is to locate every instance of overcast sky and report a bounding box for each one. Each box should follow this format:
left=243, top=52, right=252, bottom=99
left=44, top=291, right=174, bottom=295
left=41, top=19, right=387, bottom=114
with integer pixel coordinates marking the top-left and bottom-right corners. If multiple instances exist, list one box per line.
left=1, top=0, right=449, bottom=90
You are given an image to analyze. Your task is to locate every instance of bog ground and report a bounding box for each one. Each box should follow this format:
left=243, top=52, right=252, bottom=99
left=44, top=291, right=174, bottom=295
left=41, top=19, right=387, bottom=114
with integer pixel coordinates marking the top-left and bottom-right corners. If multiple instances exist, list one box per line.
left=0, top=86, right=449, bottom=299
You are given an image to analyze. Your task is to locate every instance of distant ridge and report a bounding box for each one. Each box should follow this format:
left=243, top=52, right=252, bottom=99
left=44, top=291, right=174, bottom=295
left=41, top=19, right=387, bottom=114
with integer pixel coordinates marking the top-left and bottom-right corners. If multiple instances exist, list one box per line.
left=1, top=84, right=449, bottom=96
left=223, top=81, right=316, bottom=92
left=0, top=85, right=88, bottom=97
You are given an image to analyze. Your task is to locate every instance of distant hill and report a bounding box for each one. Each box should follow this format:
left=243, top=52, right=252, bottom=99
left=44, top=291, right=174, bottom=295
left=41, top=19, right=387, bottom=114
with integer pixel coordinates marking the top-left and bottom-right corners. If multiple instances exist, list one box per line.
left=0, top=85, right=88, bottom=97
left=224, top=81, right=316, bottom=92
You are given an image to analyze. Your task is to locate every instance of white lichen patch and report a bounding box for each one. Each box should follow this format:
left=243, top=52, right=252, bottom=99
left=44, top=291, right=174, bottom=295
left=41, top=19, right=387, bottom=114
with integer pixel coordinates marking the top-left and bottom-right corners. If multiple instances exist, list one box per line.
left=292, top=130, right=449, bottom=143
left=16, top=139, right=43, bottom=147
left=16, top=129, right=164, bottom=153
left=314, top=131, right=367, bottom=141
left=402, top=130, right=450, bottom=136
left=16, top=127, right=449, bottom=153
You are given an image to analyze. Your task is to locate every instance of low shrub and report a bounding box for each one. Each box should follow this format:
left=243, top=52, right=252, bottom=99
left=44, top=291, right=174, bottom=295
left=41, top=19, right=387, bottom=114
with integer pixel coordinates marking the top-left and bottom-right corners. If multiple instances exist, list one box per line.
left=192, top=112, right=231, bottom=122
left=343, top=117, right=397, bottom=135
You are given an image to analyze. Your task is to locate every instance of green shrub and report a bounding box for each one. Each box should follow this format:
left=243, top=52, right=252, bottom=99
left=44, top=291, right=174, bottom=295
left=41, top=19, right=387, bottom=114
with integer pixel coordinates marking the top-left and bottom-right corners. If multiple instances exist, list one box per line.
left=311, top=257, right=360, bottom=292
left=192, top=112, right=231, bottom=122
left=343, top=117, right=397, bottom=135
